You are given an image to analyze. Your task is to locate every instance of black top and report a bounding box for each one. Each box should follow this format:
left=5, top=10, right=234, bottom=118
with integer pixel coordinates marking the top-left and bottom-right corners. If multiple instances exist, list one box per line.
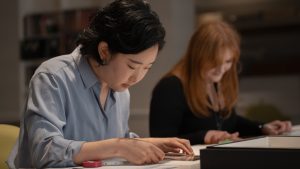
left=149, top=76, right=263, bottom=145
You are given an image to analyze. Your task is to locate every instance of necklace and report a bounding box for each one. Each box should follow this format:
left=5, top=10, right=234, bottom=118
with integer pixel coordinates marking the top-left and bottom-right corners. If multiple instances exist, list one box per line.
left=207, top=82, right=226, bottom=130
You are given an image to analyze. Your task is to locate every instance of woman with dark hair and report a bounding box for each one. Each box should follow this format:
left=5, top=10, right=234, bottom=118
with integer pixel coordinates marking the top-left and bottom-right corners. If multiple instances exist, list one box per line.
left=149, top=20, right=292, bottom=145
left=9, top=0, right=193, bottom=168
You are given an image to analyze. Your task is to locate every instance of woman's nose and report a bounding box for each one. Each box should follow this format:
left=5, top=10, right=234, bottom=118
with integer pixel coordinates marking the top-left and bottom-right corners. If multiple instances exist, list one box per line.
left=215, top=66, right=223, bottom=74
left=219, top=64, right=227, bottom=73
left=128, top=73, right=139, bottom=83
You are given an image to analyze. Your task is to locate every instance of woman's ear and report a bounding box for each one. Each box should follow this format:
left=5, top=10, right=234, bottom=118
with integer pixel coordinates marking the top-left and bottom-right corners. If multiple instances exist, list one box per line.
left=97, top=41, right=111, bottom=63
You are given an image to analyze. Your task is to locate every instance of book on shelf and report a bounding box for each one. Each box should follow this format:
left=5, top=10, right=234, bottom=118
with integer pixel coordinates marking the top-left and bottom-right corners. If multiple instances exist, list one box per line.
left=22, top=7, right=99, bottom=60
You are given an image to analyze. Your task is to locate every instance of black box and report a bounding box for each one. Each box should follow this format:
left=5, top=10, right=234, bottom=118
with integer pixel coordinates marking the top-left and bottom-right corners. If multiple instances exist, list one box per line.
left=200, top=136, right=300, bottom=169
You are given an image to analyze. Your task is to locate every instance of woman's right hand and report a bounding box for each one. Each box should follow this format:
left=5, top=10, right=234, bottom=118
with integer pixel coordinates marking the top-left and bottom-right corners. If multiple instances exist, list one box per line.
left=117, top=138, right=165, bottom=165
left=204, top=130, right=240, bottom=144
left=261, top=120, right=292, bottom=135
left=74, top=138, right=164, bottom=165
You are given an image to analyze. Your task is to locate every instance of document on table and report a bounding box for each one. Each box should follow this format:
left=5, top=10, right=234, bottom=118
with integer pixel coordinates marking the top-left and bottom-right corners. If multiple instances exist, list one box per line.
left=191, top=144, right=209, bottom=155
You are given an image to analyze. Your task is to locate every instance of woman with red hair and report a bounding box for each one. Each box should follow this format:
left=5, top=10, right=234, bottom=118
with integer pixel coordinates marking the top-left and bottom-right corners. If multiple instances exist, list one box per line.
left=150, top=20, right=292, bottom=145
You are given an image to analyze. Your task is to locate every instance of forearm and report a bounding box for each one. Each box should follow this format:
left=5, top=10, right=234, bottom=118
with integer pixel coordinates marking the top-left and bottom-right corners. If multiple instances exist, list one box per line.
left=236, top=115, right=263, bottom=136
left=73, top=138, right=122, bottom=165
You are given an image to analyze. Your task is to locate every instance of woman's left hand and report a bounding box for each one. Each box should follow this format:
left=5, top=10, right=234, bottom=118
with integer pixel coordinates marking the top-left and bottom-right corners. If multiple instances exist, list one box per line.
left=137, top=137, right=194, bottom=155
left=262, top=120, right=292, bottom=135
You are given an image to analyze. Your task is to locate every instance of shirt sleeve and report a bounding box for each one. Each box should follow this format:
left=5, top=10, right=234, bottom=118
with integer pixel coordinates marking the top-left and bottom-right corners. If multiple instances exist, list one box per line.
left=234, top=110, right=263, bottom=137
left=25, top=72, right=84, bottom=168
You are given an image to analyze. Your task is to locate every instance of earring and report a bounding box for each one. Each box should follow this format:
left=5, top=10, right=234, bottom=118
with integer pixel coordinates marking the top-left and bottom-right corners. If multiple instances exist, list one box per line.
left=101, top=59, right=107, bottom=65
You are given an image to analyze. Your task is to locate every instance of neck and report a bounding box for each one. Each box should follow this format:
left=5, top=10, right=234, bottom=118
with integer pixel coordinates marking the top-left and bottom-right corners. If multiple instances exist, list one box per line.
left=207, top=82, right=223, bottom=112
left=87, top=57, right=109, bottom=88
left=87, top=57, right=111, bottom=109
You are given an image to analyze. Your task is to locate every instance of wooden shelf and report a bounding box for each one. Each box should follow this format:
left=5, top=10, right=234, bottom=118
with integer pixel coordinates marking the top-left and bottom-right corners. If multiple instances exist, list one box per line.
left=19, top=7, right=98, bottom=108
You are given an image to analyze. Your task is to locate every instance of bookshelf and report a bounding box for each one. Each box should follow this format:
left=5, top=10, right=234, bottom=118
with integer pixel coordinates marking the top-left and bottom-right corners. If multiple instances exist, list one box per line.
left=20, top=8, right=98, bottom=107
left=196, top=5, right=300, bottom=77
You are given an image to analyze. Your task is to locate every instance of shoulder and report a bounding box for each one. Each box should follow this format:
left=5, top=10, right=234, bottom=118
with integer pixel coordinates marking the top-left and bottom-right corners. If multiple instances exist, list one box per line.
left=35, top=54, right=75, bottom=76
left=152, top=75, right=184, bottom=97
left=27, top=54, right=81, bottom=96
left=154, top=75, right=182, bottom=91
left=31, top=52, right=79, bottom=85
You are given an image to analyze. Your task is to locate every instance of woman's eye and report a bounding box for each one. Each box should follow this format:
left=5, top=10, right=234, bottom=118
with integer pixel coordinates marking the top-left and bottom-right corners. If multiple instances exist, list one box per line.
left=128, top=65, right=136, bottom=70
left=226, top=60, right=233, bottom=64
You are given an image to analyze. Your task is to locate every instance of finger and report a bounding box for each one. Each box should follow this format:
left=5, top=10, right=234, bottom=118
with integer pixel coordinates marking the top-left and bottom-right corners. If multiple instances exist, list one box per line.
left=169, top=139, right=193, bottom=155
left=276, top=122, right=288, bottom=134
left=204, top=132, right=212, bottom=144
left=231, top=132, right=239, bottom=138
left=136, top=152, right=149, bottom=165
left=280, top=125, right=288, bottom=134
left=264, top=124, right=278, bottom=135
left=176, top=138, right=194, bottom=155
left=218, top=132, right=229, bottom=142
left=285, top=121, right=292, bottom=132
left=149, top=152, right=161, bottom=164
left=160, top=145, right=180, bottom=153
left=224, top=132, right=234, bottom=139
left=279, top=121, right=292, bottom=133
left=163, top=138, right=192, bottom=155
left=218, top=132, right=235, bottom=143
left=149, top=145, right=164, bottom=164
left=211, top=134, right=220, bottom=144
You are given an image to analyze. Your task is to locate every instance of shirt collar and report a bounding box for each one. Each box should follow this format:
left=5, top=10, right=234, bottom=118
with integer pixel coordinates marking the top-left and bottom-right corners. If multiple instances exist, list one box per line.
left=72, top=46, right=98, bottom=89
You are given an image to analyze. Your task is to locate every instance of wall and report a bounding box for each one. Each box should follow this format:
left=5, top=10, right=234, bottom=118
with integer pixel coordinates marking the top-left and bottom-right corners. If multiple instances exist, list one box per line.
left=237, top=75, right=300, bottom=124
left=129, top=0, right=195, bottom=137
left=0, top=0, right=20, bottom=123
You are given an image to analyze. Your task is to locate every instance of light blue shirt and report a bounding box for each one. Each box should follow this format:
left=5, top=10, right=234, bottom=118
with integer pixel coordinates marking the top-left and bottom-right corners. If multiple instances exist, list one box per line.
left=11, top=47, right=135, bottom=168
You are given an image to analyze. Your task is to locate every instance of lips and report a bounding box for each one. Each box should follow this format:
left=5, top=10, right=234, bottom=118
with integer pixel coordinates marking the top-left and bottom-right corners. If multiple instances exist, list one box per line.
left=213, top=72, right=224, bottom=77
left=122, top=83, right=131, bottom=88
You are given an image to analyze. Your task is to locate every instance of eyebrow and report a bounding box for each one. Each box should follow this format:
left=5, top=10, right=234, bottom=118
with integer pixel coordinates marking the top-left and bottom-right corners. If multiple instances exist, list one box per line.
left=129, top=58, right=155, bottom=65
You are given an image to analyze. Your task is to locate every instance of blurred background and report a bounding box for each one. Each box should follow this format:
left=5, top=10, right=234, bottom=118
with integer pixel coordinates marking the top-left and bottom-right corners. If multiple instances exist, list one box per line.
left=0, top=0, right=299, bottom=137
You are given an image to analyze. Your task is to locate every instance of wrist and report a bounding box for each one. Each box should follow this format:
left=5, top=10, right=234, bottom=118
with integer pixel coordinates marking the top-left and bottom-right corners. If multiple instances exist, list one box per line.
left=113, top=138, right=129, bottom=158
left=259, top=124, right=269, bottom=135
left=258, top=124, right=264, bottom=130
left=93, top=138, right=124, bottom=159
